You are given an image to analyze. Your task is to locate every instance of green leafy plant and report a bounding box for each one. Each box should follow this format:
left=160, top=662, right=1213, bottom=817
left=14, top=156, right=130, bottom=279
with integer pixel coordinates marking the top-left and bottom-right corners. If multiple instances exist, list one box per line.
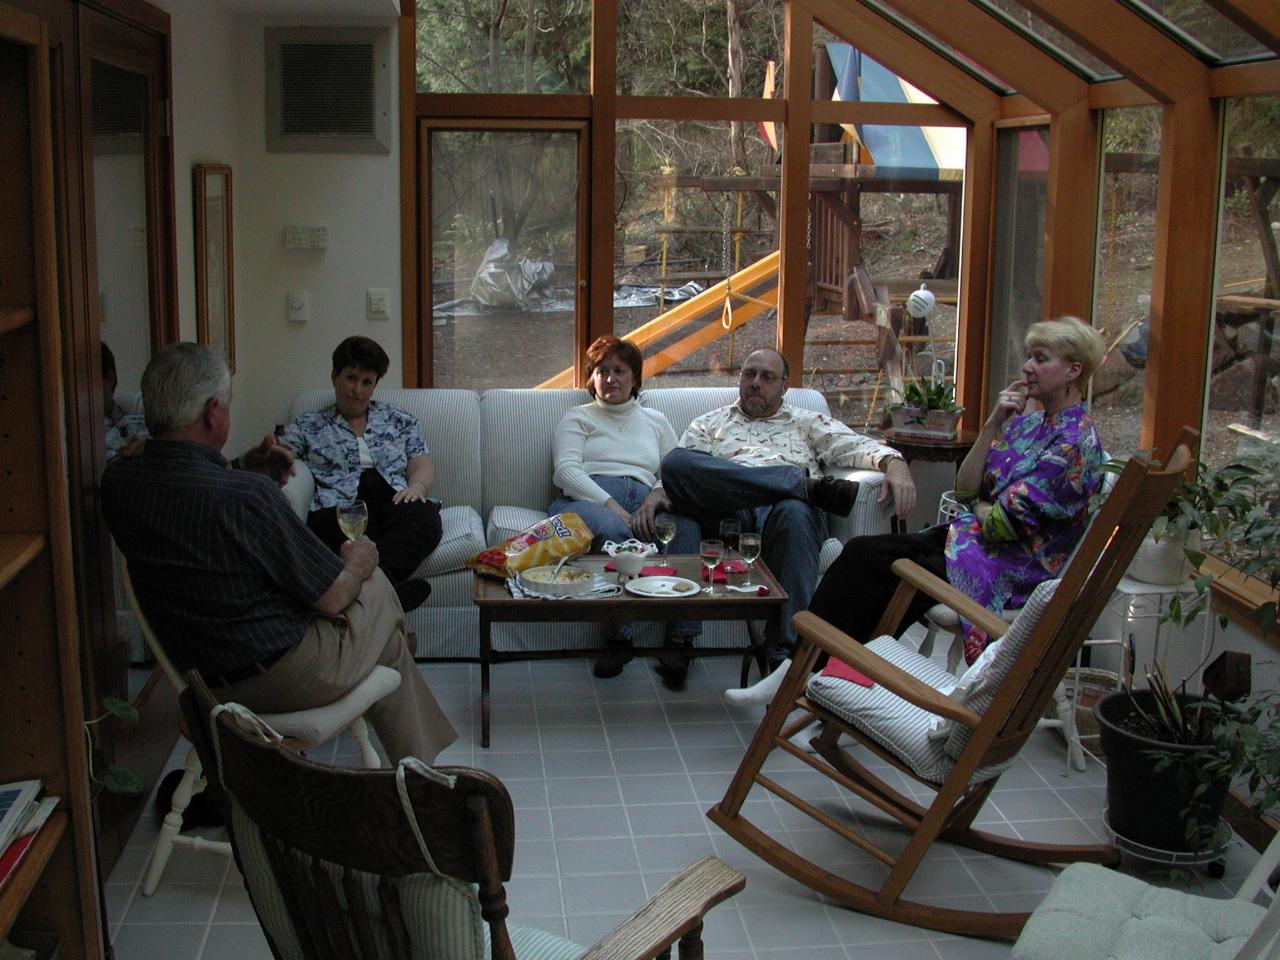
left=84, top=696, right=146, bottom=795
left=890, top=378, right=960, bottom=412
left=1123, top=662, right=1279, bottom=853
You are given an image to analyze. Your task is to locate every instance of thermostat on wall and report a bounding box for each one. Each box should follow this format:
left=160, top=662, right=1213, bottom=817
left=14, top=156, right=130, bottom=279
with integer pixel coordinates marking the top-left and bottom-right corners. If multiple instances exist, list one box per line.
left=285, top=225, right=329, bottom=249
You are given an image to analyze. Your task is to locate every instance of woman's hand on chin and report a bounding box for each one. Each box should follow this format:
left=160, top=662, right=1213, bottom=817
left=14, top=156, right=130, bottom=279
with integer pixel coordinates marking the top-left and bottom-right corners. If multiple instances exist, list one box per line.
left=987, top=380, right=1028, bottom=428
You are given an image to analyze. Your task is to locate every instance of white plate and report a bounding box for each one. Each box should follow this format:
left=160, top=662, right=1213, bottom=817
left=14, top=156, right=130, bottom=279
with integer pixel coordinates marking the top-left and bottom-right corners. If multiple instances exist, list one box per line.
left=624, top=576, right=701, bottom=598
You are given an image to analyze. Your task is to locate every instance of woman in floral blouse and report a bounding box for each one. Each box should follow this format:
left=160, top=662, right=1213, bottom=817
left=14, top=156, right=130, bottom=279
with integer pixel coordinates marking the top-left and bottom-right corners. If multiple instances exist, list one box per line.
left=808, top=316, right=1106, bottom=666
left=280, top=337, right=440, bottom=612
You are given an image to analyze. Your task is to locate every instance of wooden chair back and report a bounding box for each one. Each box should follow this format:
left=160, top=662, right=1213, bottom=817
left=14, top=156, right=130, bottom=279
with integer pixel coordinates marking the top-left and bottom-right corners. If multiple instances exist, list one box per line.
left=968, top=429, right=1196, bottom=771
left=179, top=672, right=522, bottom=960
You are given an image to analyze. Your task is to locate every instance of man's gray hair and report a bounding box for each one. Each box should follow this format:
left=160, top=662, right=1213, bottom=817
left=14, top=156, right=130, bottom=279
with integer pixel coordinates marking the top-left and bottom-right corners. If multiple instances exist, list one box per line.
left=142, top=342, right=231, bottom=436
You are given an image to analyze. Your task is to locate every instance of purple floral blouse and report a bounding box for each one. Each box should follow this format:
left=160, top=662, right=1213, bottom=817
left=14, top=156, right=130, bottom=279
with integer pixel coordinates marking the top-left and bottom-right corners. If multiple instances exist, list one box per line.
left=944, top=403, right=1103, bottom=662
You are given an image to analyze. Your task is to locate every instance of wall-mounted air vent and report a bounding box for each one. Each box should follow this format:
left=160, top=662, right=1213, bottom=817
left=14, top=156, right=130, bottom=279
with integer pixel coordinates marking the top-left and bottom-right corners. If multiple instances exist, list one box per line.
left=265, top=27, right=390, bottom=154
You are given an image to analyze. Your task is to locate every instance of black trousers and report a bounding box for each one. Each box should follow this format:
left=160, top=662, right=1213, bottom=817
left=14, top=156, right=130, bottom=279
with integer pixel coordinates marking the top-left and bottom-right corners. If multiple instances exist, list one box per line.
left=808, top=525, right=950, bottom=646
left=308, top=469, right=442, bottom=585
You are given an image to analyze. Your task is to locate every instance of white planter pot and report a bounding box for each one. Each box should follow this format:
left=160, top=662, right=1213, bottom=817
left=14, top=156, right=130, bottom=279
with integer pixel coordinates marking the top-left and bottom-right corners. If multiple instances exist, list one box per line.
left=1127, top=530, right=1200, bottom=585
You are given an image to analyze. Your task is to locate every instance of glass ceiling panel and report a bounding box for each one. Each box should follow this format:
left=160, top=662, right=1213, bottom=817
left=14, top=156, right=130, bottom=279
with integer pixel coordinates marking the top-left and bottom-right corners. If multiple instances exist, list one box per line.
left=971, top=0, right=1121, bottom=82
left=1120, top=1, right=1272, bottom=64
left=858, top=0, right=1013, bottom=95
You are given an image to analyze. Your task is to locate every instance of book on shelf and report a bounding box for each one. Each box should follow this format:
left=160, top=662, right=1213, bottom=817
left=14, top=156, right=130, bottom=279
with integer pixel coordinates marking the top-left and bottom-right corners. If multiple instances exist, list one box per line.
left=0, top=795, right=59, bottom=892
left=0, top=781, right=41, bottom=857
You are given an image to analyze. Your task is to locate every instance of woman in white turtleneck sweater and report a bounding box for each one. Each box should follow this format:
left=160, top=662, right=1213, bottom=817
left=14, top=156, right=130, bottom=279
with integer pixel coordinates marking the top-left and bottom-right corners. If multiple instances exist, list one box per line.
left=548, top=336, right=701, bottom=685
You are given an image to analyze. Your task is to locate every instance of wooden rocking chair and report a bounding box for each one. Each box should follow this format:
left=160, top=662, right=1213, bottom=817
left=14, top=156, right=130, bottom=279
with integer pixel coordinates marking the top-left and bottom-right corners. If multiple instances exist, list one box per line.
left=179, top=671, right=745, bottom=960
left=708, top=428, right=1197, bottom=940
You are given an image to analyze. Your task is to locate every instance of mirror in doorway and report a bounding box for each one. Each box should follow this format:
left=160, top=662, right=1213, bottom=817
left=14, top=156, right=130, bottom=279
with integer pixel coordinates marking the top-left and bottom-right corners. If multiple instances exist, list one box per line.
left=194, top=163, right=235, bottom=372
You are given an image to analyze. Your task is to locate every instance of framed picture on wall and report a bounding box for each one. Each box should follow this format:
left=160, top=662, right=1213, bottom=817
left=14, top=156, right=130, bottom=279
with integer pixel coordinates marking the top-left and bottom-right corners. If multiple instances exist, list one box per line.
left=194, top=163, right=234, bottom=372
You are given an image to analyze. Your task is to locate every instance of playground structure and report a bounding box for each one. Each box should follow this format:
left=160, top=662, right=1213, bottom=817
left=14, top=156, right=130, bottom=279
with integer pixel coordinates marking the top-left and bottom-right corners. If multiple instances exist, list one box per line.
left=543, top=44, right=966, bottom=426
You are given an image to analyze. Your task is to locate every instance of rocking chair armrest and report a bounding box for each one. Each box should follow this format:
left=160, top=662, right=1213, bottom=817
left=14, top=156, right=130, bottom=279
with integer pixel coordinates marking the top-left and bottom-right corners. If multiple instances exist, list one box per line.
left=792, top=612, right=984, bottom=729
left=887, top=559, right=1013, bottom=641
left=577, top=856, right=746, bottom=960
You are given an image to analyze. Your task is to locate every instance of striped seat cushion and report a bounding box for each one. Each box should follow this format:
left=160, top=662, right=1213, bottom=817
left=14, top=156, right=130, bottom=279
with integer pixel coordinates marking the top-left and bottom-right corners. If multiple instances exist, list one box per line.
left=806, top=579, right=1061, bottom=783
left=418, top=504, right=485, bottom=578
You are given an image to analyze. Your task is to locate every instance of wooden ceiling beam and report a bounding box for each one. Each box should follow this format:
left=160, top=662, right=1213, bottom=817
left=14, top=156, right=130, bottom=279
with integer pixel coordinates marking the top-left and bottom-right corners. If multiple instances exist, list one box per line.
left=1205, top=0, right=1280, bottom=55
left=810, top=99, right=965, bottom=126
left=1018, top=0, right=1208, bottom=103
left=876, top=0, right=1087, bottom=113
left=802, top=0, right=999, bottom=122
left=1209, top=59, right=1280, bottom=98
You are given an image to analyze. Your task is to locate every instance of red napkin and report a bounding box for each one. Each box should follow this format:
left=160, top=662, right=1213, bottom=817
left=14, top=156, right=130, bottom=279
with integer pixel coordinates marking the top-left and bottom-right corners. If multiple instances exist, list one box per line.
left=698, top=560, right=748, bottom=582
left=604, top=561, right=677, bottom=576
left=820, top=656, right=874, bottom=688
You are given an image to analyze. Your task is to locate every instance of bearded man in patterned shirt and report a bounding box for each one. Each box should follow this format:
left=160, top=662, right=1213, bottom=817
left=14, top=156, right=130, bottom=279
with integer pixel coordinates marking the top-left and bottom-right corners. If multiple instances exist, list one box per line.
left=657, top=348, right=917, bottom=704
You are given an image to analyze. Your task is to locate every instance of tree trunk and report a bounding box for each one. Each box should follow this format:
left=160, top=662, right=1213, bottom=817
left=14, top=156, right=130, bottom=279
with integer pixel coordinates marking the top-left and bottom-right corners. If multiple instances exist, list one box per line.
left=726, top=0, right=748, bottom=172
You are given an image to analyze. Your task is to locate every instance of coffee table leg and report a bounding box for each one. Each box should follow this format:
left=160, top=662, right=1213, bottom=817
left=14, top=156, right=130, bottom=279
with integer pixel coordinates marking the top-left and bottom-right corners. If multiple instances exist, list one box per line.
left=480, top=611, right=492, bottom=749
left=744, top=619, right=771, bottom=686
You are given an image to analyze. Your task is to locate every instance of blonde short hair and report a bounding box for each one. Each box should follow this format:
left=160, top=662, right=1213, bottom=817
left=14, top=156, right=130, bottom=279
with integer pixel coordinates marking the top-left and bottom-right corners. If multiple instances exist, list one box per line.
left=1025, top=316, right=1106, bottom=383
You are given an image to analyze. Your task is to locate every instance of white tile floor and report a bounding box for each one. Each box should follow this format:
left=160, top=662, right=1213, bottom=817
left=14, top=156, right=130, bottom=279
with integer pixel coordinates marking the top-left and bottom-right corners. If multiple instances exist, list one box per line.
left=106, top=637, right=1264, bottom=960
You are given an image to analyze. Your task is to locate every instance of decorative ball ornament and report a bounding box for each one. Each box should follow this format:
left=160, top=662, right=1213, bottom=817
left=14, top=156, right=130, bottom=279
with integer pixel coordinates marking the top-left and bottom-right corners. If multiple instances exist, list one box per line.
left=906, top=283, right=935, bottom=320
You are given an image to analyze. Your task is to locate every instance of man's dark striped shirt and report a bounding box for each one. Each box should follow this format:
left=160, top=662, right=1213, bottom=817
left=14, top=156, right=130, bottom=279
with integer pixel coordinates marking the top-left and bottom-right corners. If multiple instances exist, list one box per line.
left=102, top=440, right=343, bottom=674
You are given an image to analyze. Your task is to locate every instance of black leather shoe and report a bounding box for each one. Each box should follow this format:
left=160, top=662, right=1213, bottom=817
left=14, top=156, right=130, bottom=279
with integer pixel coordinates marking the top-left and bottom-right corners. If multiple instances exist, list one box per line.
left=655, top=639, right=694, bottom=692
left=394, top=578, right=432, bottom=613
left=593, top=644, right=633, bottom=678
left=807, top=476, right=859, bottom=517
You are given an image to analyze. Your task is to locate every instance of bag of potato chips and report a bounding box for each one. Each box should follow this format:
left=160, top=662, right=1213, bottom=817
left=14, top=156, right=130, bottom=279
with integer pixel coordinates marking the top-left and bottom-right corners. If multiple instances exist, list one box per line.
left=468, top=512, right=593, bottom=579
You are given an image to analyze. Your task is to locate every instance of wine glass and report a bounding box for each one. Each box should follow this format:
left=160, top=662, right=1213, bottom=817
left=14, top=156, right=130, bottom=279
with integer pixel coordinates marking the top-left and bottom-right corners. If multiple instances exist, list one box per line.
left=655, top=514, right=677, bottom=557
left=738, top=532, right=761, bottom=587
left=718, top=518, right=741, bottom=561
left=699, top=539, right=724, bottom=595
left=336, top=500, right=369, bottom=541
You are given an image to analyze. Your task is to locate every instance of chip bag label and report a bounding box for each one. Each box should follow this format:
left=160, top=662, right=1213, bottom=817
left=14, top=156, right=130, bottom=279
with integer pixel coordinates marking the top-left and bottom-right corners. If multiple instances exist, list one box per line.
left=468, top=512, right=594, bottom=579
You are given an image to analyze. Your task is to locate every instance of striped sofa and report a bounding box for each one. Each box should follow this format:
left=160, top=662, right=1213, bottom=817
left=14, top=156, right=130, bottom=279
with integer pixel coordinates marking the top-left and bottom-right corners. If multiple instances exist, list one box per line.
left=284, top=386, right=896, bottom=661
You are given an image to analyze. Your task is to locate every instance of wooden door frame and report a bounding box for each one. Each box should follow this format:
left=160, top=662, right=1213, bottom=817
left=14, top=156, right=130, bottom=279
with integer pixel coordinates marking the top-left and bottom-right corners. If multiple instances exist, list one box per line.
left=411, top=117, right=590, bottom=388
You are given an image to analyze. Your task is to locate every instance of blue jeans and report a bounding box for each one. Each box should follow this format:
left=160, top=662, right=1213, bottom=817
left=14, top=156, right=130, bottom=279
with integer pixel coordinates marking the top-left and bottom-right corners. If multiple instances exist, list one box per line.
left=660, top=448, right=827, bottom=660
left=549, top=475, right=702, bottom=642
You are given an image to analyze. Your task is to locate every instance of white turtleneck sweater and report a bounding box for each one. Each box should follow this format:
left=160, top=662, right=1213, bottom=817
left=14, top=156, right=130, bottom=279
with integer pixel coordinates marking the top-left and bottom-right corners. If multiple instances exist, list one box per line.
left=552, top=397, right=679, bottom=505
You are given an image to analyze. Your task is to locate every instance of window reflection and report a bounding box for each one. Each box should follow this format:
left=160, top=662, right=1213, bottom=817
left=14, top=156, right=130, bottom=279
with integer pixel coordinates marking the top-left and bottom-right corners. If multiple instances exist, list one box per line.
left=1091, top=106, right=1161, bottom=458
left=1205, top=96, right=1280, bottom=471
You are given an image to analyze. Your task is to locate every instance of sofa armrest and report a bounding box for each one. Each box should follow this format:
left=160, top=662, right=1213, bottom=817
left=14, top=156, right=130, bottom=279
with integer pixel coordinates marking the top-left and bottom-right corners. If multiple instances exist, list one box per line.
left=824, top=467, right=894, bottom=541
left=280, top=460, right=315, bottom=521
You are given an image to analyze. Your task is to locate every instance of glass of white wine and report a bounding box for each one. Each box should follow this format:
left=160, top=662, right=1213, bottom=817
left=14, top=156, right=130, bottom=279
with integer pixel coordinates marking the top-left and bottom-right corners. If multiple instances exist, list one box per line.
left=738, top=532, right=762, bottom=587
left=699, top=539, right=724, bottom=595
left=336, top=500, right=369, bottom=541
left=655, top=514, right=677, bottom=557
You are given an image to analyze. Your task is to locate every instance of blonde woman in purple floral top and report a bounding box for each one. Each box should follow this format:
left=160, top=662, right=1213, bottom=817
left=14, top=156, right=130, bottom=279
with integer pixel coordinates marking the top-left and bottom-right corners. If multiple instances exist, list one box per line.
left=805, top=316, right=1106, bottom=677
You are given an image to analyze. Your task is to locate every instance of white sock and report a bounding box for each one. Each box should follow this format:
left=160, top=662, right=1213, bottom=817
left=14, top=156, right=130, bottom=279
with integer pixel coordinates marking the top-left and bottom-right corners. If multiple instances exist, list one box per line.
left=725, top=658, right=792, bottom=706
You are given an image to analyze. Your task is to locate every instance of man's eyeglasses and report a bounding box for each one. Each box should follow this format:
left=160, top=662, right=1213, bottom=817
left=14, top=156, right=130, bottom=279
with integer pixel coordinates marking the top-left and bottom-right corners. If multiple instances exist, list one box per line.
left=740, top=367, right=782, bottom=384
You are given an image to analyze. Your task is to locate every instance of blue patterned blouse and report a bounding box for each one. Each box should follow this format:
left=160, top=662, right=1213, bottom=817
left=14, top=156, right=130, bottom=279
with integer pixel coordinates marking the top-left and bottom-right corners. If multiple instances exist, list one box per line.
left=281, top=400, right=428, bottom=511
left=944, top=403, right=1103, bottom=662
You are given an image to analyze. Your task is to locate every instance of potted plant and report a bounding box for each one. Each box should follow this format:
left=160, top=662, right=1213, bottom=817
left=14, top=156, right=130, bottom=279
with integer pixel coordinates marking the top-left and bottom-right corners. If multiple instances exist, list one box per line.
left=1123, top=457, right=1258, bottom=588
left=887, top=377, right=963, bottom=440
left=1094, top=663, right=1278, bottom=857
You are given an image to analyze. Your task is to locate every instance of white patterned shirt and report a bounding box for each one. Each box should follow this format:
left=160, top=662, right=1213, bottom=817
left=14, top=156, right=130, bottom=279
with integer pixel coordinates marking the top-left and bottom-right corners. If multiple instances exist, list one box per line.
left=679, top=401, right=900, bottom=475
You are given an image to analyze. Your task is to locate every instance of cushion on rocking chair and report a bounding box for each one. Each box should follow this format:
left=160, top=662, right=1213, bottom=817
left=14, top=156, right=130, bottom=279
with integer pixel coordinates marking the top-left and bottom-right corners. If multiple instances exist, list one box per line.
left=805, top=580, right=1060, bottom=785
left=1011, top=862, right=1266, bottom=960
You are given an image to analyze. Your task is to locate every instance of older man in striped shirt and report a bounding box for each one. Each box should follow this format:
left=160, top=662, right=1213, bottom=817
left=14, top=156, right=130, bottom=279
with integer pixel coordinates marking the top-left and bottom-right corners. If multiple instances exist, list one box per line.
left=102, top=342, right=455, bottom=763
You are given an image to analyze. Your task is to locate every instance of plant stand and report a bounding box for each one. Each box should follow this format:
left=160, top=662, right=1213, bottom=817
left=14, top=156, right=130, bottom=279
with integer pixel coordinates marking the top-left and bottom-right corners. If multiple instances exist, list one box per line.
left=1102, top=808, right=1230, bottom=877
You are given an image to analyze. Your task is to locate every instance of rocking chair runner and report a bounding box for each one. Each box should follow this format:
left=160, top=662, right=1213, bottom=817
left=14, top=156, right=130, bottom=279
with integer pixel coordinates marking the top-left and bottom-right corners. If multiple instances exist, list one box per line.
left=708, top=428, right=1198, bottom=940
left=179, top=672, right=746, bottom=960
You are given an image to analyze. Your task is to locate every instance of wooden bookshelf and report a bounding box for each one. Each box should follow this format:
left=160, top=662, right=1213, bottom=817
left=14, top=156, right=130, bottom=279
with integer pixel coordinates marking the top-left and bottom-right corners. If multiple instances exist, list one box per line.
left=0, top=7, right=104, bottom=956
left=0, top=811, right=67, bottom=940
left=0, top=534, right=44, bottom=591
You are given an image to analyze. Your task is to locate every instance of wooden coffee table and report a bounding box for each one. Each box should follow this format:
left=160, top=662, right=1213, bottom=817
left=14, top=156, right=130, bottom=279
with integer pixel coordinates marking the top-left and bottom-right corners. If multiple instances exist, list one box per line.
left=472, top=555, right=787, bottom=747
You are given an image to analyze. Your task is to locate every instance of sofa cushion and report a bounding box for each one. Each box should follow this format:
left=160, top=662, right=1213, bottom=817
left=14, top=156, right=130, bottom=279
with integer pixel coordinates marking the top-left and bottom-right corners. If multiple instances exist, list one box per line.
left=419, top=505, right=486, bottom=578
left=487, top=505, right=552, bottom=549
left=288, top=387, right=483, bottom=516
left=481, top=389, right=590, bottom=517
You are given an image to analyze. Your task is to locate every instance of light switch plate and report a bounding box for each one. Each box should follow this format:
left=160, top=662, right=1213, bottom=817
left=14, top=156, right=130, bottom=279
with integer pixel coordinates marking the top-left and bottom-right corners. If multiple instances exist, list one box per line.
left=366, top=287, right=390, bottom=320
left=287, top=289, right=309, bottom=323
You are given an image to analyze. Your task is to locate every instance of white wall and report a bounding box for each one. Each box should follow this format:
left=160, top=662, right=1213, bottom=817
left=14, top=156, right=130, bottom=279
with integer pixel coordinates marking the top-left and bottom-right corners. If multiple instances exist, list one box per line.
left=230, top=13, right=401, bottom=453
left=157, top=0, right=402, bottom=454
